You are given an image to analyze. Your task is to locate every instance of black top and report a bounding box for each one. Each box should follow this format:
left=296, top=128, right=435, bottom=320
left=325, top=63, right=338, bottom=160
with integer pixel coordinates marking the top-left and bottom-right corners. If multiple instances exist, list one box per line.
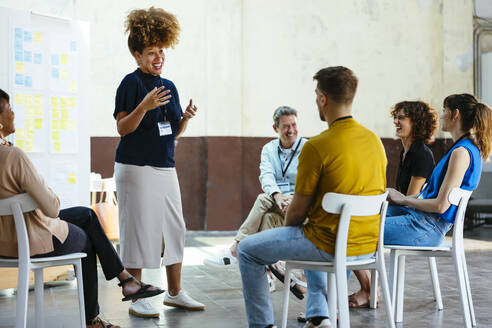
left=113, top=69, right=182, bottom=167
left=396, top=141, right=435, bottom=195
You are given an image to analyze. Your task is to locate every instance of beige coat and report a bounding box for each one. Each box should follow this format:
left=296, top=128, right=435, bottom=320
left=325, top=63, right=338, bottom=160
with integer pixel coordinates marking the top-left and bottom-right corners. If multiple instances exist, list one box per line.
left=0, top=144, right=68, bottom=257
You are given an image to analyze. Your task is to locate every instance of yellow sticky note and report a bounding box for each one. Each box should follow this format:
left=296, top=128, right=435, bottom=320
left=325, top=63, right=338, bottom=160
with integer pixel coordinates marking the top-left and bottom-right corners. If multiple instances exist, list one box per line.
left=51, top=96, right=59, bottom=108
left=52, top=108, right=60, bottom=119
left=14, top=94, right=23, bottom=105
left=16, top=62, right=25, bottom=74
left=68, top=97, right=76, bottom=108
left=25, top=119, right=34, bottom=130
left=51, top=131, right=60, bottom=141
left=68, top=173, right=77, bottom=184
left=60, top=97, right=67, bottom=109
left=68, top=120, right=76, bottom=131
left=60, top=54, right=68, bottom=65
left=34, top=105, right=43, bottom=116
left=26, top=129, right=34, bottom=139
left=24, top=94, right=33, bottom=107
left=53, top=142, right=61, bottom=153
left=26, top=141, right=34, bottom=152
left=34, top=94, right=42, bottom=106
left=15, top=140, right=24, bottom=150
left=60, top=120, right=68, bottom=130
left=34, top=118, right=43, bottom=129
left=52, top=120, right=60, bottom=130
left=33, top=32, right=43, bottom=44
left=61, top=109, right=69, bottom=120
left=69, top=81, right=77, bottom=92
left=26, top=106, right=34, bottom=116
left=61, top=70, right=68, bottom=80
left=16, top=128, right=25, bottom=139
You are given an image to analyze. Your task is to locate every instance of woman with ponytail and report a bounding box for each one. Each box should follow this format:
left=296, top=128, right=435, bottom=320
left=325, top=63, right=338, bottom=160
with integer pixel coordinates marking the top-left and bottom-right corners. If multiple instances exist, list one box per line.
left=113, top=7, right=204, bottom=318
left=353, top=94, right=492, bottom=301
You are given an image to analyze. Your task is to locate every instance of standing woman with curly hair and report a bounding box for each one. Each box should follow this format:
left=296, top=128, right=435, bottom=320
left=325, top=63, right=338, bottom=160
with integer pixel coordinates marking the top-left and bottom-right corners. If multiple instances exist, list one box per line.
left=113, top=7, right=204, bottom=317
left=349, top=101, right=439, bottom=308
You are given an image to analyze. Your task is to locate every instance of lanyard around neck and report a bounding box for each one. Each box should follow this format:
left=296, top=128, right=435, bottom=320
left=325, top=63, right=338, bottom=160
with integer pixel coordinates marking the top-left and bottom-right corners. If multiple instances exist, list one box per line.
left=279, top=139, right=301, bottom=178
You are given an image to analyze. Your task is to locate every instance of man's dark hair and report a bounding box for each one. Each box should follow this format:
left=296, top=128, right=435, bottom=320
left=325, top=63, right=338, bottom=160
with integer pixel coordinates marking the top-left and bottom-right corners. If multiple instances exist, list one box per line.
left=313, top=66, right=358, bottom=104
left=0, top=89, right=9, bottom=114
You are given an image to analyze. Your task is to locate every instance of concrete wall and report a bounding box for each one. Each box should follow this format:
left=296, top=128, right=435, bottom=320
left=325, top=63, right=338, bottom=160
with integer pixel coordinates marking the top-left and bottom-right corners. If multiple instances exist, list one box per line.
left=0, top=0, right=474, bottom=139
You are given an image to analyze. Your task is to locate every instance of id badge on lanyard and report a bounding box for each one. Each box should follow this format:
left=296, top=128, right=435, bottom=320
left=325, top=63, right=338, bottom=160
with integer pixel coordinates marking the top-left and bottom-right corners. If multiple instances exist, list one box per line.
left=158, top=121, right=172, bottom=136
left=277, top=182, right=290, bottom=193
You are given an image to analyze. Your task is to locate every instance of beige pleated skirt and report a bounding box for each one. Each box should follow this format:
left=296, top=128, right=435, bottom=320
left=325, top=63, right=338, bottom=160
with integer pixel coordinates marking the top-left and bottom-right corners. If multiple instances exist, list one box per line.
left=114, top=162, right=186, bottom=268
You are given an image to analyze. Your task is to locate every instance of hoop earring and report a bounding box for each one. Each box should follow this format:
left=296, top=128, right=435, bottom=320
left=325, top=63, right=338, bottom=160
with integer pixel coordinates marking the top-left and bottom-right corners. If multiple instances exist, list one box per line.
left=0, top=123, right=3, bottom=130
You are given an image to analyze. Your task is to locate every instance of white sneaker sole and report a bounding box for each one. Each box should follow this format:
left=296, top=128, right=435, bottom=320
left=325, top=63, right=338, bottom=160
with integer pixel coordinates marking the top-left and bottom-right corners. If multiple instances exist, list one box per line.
left=163, top=301, right=205, bottom=311
left=129, top=308, right=160, bottom=318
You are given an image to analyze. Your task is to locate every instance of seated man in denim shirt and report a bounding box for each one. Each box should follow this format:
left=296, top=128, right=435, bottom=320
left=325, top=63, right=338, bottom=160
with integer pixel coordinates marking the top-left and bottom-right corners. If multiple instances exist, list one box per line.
left=204, top=106, right=306, bottom=268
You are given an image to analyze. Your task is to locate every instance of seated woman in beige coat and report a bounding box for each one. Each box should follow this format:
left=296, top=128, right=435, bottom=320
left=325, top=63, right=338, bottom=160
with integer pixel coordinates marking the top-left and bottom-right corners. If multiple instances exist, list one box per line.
left=0, top=89, right=163, bottom=328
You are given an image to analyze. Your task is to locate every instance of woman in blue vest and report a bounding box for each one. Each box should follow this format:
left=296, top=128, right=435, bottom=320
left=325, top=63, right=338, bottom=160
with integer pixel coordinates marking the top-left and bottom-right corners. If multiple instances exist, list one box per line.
left=113, top=7, right=204, bottom=318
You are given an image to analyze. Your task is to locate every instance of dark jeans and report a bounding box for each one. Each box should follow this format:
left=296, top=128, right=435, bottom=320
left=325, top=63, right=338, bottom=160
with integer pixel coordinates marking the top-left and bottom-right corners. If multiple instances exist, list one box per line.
left=34, top=207, right=124, bottom=321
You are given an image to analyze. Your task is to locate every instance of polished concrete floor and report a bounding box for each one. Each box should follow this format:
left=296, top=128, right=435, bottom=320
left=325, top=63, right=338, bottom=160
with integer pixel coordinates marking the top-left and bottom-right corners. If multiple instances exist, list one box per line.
left=1, top=227, right=492, bottom=328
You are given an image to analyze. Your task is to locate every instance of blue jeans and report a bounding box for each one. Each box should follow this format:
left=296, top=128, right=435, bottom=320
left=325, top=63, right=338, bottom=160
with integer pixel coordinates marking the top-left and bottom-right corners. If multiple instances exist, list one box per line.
left=238, top=226, right=373, bottom=328
left=384, top=205, right=452, bottom=246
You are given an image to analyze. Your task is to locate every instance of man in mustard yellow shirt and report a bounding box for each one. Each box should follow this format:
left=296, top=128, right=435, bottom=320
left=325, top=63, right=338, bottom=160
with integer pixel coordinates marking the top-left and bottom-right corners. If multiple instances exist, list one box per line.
left=238, top=66, right=387, bottom=328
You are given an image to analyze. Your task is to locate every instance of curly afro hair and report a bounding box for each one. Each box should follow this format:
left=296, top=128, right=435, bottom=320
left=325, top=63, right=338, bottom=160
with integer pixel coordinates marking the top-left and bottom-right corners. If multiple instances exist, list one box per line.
left=125, top=7, right=180, bottom=55
left=390, top=101, right=439, bottom=144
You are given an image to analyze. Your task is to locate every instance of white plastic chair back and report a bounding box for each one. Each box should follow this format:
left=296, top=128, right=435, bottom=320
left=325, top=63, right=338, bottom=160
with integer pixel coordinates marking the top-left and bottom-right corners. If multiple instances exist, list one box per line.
left=0, top=193, right=38, bottom=265
left=449, top=188, right=473, bottom=250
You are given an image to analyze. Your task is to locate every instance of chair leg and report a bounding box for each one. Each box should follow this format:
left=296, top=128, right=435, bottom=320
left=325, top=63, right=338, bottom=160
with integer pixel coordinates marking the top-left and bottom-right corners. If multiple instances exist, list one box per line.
left=369, top=269, right=378, bottom=309
left=377, top=258, right=396, bottom=328
left=427, top=257, right=443, bottom=310
left=16, top=264, right=29, bottom=328
left=453, top=248, right=472, bottom=328
left=280, top=265, right=292, bottom=328
left=395, top=255, right=406, bottom=323
left=388, top=249, right=398, bottom=318
left=335, top=264, right=350, bottom=328
left=34, top=269, right=44, bottom=328
left=461, top=251, right=476, bottom=326
left=74, top=261, right=86, bottom=327
left=328, top=272, right=337, bottom=328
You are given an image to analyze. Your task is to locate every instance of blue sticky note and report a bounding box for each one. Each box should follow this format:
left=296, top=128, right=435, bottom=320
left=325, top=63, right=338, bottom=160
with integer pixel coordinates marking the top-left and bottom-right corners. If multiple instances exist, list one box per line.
left=24, top=50, right=32, bottom=63
left=51, top=55, right=59, bottom=65
left=15, top=49, right=23, bottom=61
left=24, top=31, right=32, bottom=43
left=51, top=67, right=59, bottom=79
left=15, top=74, right=24, bottom=85
left=34, top=53, right=42, bottom=64
left=70, top=40, right=77, bottom=52
left=14, top=28, right=23, bottom=40
left=14, top=38, right=23, bottom=51
left=25, top=76, right=32, bottom=87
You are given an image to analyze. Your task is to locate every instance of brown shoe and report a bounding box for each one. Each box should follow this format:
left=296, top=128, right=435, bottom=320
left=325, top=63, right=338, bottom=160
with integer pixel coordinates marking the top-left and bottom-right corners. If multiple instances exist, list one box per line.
left=87, top=316, right=120, bottom=328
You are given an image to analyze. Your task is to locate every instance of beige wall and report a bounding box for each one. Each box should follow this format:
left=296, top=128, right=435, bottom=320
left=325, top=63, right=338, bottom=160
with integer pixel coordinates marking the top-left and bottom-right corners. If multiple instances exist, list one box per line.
left=0, top=0, right=473, bottom=138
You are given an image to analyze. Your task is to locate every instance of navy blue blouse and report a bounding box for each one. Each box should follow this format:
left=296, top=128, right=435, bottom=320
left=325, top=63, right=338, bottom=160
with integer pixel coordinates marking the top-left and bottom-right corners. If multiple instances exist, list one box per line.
left=113, top=69, right=182, bottom=167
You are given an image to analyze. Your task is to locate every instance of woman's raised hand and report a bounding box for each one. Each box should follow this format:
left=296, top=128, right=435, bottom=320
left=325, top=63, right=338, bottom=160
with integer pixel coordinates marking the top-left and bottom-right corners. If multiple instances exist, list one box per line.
left=140, top=86, right=172, bottom=112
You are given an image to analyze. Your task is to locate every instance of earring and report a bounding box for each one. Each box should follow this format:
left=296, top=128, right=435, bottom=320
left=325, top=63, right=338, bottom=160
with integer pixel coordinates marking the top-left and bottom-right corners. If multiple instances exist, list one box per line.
left=0, top=123, right=3, bottom=129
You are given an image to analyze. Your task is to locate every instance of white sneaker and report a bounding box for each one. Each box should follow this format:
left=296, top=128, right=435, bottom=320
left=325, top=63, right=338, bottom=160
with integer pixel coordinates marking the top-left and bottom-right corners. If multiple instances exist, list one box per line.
left=203, top=248, right=238, bottom=267
left=303, top=319, right=331, bottom=328
left=129, top=298, right=160, bottom=318
left=163, top=290, right=205, bottom=311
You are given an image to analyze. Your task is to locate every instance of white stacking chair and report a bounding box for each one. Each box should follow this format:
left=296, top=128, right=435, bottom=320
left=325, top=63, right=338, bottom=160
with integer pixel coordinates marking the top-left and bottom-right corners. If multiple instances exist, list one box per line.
left=385, top=187, right=475, bottom=327
left=280, top=192, right=395, bottom=328
left=0, top=193, right=87, bottom=328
